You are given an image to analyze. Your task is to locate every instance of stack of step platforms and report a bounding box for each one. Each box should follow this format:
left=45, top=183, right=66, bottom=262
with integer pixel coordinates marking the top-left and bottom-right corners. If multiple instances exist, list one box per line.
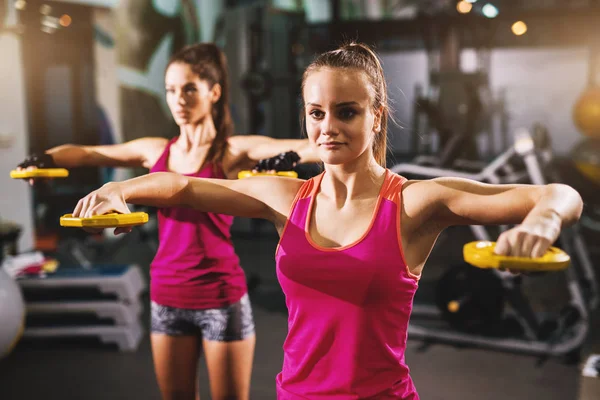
left=16, top=264, right=146, bottom=352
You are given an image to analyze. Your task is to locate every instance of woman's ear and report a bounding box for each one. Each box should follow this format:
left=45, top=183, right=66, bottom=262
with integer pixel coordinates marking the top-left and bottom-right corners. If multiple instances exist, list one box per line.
left=373, top=105, right=384, bottom=132
left=210, top=83, right=222, bottom=104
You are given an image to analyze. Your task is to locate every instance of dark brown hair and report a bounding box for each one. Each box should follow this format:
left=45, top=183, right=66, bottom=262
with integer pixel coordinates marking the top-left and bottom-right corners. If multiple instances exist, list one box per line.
left=301, top=42, right=389, bottom=167
left=167, top=43, right=233, bottom=165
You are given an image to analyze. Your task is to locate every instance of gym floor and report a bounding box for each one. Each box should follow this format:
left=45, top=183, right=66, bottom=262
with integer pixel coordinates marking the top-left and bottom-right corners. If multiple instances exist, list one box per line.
left=0, top=225, right=596, bottom=400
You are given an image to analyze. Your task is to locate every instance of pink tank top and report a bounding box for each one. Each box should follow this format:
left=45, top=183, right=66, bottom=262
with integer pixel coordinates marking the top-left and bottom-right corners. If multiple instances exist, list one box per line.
left=149, top=138, right=247, bottom=309
left=275, top=170, right=420, bottom=399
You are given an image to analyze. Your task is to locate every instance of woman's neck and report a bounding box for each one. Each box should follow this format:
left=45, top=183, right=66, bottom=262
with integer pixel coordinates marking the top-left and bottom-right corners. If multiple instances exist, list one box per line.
left=321, top=151, right=386, bottom=205
left=176, top=120, right=216, bottom=152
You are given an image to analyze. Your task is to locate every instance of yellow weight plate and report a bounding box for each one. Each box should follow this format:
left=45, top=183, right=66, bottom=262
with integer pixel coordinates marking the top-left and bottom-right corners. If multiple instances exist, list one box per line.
left=10, top=168, right=69, bottom=179
left=60, top=212, right=149, bottom=228
left=238, top=170, right=298, bottom=179
left=463, top=241, right=570, bottom=272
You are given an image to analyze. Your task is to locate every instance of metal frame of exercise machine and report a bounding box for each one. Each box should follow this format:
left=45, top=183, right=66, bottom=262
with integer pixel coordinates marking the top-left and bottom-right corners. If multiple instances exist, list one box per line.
left=392, top=129, right=598, bottom=359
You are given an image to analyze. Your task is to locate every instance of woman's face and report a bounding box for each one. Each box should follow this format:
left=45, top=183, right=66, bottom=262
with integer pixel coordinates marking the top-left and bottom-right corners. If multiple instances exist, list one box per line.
left=165, top=62, right=221, bottom=126
left=303, top=67, right=380, bottom=166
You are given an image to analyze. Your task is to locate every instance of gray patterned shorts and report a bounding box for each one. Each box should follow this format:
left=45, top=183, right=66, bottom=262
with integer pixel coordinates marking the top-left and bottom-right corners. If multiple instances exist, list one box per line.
left=150, top=293, right=255, bottom=342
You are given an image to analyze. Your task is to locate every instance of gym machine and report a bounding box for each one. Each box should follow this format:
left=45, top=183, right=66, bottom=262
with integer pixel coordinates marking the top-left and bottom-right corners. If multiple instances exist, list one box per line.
left=214, top=3, right=308, bottom=139
left=410, top=17, right=509, bottom=169
left=392, top=129, right=598, bottom=361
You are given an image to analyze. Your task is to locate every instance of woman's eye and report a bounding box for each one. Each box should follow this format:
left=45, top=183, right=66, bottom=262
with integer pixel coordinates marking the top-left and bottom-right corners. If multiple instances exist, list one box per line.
left=339, top=108, right=356, bottom=119
left=309, top=110, right=324, bottom=119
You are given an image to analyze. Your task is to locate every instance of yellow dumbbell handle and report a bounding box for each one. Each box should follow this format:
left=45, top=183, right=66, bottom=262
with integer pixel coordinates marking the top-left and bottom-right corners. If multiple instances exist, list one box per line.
left=60, top=212, right=149, bottom=228
left=10, top=168, right=69, bottom=179
left=463, top=241, right=570, bottom=272
left=237, top=170, right=298, bottom=179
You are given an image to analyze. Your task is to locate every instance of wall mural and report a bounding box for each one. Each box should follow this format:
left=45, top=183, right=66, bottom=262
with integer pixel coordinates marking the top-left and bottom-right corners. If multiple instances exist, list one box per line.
left=114, top=0, right=201, bottom=142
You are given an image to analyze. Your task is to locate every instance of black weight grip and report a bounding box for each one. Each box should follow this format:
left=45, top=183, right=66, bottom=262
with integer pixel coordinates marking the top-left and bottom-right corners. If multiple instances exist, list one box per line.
left=254, top=151, right=300, bottom=172
left=17, top=153, right=57, bottom=169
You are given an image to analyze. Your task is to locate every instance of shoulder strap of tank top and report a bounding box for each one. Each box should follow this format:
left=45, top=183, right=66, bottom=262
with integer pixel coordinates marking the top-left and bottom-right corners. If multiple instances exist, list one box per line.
left=282, top=172, right=323, bottom=225
left=151, top=137, right=177, bottom=170
left=381, top=170, right=419, bottom=280
left=289, top=172, right=323, bottom=209
left=275, top=172, right=324, bottom=255
left=381, top=170, right=407, bottom=202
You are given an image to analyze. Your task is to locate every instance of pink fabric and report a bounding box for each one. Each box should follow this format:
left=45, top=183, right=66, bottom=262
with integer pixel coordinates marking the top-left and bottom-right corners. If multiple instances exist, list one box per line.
left=275, top=170, right=420, bottom=399
left=149, top=138, right=247, bottom=309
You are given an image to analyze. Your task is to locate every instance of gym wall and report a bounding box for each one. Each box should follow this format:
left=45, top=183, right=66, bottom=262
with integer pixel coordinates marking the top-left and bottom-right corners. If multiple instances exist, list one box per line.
left=93, top=7, right=123, bottom=182
left=0, top=0, right=34, bottom=252
left=380, top=51, right=429, bottom=156
left=383, top=48, right=589, bottom=156
left=114, top=0, right=196, bottom=144
left=489, top=47, right=588, bottom=155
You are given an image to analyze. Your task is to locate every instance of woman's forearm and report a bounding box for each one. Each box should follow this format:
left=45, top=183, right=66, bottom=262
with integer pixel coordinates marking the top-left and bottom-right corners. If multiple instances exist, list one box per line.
left=117, top=172, right=189, bottom=208
left=524, top=183, right=583, bottom=228
left=45, top=141, right=147, bottom=168
left=116, top=172, right=270, bottom=218
left=46, top=145, right=98, bottom=167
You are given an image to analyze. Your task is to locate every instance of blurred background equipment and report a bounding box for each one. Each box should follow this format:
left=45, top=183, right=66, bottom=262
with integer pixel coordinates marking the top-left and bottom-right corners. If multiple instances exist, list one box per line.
left=393, top=127, right=598, bottom=362
left=0, top=220, right=25, bottom=359
left=0, top=266, right=25, bottom=360
left=215, top=2, right=308, bottom=138
left=573, top=86, right=600, bottom=140
left=408, top=17, right=508, bottom=167
left=1, top=1, right=600, bottom=400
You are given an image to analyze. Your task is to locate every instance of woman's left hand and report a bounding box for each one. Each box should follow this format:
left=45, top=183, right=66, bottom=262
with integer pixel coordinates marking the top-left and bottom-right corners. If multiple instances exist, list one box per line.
left=494, top=210, right=562, bottom=259
left=253, top=151, right=300, bottom=173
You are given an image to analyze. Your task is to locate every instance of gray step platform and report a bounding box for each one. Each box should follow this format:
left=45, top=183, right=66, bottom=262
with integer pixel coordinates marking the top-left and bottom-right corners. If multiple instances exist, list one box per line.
left=17, top=264, right=147, bottom=303
left=26, top=300, right=143, bottom=326
left=22, top=322, right=144, bottom=352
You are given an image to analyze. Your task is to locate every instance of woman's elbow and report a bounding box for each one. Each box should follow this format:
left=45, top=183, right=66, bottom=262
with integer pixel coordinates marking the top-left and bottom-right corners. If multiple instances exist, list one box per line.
left=173, top=174, right=193, bottom=206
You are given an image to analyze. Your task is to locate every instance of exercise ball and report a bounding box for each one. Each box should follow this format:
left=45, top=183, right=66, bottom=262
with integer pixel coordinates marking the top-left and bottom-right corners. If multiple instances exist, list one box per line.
left=0, top=268, right=25, bottom=359
left=571, top=138, right=600, bottom=186
left=573, top=87, right=600, bottom=138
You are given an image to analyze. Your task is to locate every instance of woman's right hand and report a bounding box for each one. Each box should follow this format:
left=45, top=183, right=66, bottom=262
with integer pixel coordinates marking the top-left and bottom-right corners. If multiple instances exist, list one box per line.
left=16, top=153, right=57, bottom=185
left=73, top=182, right=133, bottom=235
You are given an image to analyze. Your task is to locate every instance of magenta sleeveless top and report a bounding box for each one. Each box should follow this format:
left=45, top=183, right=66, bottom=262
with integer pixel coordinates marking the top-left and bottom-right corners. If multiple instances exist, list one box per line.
left=149, top=138, right=247, bottom=309
left=275, top=170, right=420, bottom=399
